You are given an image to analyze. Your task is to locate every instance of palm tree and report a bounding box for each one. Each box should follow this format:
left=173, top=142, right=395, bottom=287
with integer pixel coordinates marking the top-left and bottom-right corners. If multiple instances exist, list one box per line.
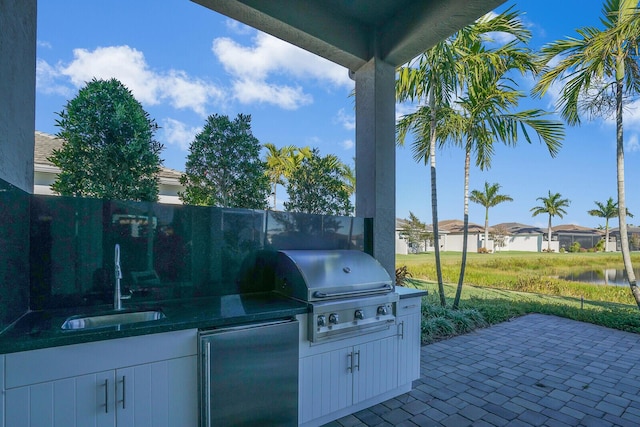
left=339, top=162, right=355, bottom=197
left=530, top=191, right=571, bottom=252
left=264, top=143, right=295, bottom=209
left=470, top=182, right=513, bottom=250
left=588, top=197, right=633, bottom=251
left=532, top=0, right=640, bottom=307
left=396, top=7, right=543, bottom=307
left=397, top=40, right=458, bottom=307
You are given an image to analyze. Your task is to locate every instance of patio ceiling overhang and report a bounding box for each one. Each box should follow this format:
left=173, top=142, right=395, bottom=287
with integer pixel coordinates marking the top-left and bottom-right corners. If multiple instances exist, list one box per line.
left=191, top=0, right=507, bottom=70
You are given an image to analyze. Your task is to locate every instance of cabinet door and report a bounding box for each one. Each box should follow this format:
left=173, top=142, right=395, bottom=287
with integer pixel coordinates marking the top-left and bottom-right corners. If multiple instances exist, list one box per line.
left=397, top=311, right=421, bottom=385
left=397, top=297, right=422, bottom=386
left=5, top=370, right=116, bottom=427
left=299, top=348, right=352, bottom=424
left=116, top=356, right=197, bottom=427
left=352, top=335, right=398, bottom=404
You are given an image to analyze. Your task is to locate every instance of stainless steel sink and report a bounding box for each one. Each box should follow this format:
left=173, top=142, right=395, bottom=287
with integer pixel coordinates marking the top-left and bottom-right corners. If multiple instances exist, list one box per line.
left=61, top=310, right=166, bottom=330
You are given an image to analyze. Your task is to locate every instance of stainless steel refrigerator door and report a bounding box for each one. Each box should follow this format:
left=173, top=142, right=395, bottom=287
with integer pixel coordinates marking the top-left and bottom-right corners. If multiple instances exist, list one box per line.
left=199, top=319, right=299, bottom=427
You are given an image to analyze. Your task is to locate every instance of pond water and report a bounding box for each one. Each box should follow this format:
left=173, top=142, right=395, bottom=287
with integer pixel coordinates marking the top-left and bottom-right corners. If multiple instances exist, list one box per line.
left=559, top=269, right=640, bottom=287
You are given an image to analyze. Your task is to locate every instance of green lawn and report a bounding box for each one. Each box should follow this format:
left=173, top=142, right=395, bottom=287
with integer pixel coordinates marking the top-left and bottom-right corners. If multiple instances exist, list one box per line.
left=398, top=251, right=640, bottom=305
left=396, top=252, right=640, bottom=342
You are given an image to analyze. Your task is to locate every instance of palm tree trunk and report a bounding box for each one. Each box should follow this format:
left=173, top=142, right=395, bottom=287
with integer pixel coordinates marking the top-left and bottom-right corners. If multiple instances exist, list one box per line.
left=453, top=145, right=471, bottom=309
left=615, top=72, right=640, bottom=308
left=429, top=89, right=446, bottom=307
left=484, top=207, right=489, bottom=250
left=272, top=185, right=277, bottom=209
left=604, top=218, right=609, bottom=253
left=547, top=216, right=552, bottom=252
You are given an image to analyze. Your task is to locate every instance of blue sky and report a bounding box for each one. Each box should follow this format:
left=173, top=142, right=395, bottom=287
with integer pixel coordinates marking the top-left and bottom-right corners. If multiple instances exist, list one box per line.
left=36, top=1, right=640, bottom=230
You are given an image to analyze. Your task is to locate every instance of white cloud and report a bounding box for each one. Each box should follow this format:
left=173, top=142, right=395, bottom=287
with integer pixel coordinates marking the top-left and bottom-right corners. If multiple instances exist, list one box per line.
left=162, top=118, right=201, bottom=151
left=231, top=78, right=312, bottom=110
left=212, top=32, right=352, bottom=109
left=224, top=19, right=254, bottom=35
left=335, top=108, right=355, bottom=130
left=342, top=139, right=354, bottom=150
left=626, top=133, right=640, bottom=153
left=38, top=45, right=224, bottom=116
left=37, top=40, right=52, bottom=49
left=395, top=101, right=419, bottom=123
left=36, top=59, right=73, bottom=97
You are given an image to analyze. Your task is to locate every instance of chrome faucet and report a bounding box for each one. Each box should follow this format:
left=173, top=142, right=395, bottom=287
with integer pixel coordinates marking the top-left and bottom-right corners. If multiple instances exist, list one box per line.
left=114, top=244, right=123, bottom=310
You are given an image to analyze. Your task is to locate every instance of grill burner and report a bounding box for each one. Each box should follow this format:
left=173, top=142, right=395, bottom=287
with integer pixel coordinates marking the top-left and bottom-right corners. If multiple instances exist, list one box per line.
left=275, top=250, right=398, bottom=342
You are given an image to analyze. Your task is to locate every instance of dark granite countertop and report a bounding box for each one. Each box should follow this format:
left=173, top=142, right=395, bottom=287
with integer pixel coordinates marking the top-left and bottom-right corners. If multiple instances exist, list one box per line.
left=0, top=292, right=309, bottom=354
left=395, top=286, right=428, bottom=299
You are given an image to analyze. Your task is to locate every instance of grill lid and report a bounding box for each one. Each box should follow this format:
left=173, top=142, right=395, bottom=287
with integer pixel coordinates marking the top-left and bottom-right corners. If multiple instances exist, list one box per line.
left=275, top=249, right=393, bottom=301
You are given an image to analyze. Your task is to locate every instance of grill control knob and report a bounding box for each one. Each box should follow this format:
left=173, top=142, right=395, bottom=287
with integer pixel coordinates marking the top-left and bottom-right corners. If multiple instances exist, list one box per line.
left=354, top=309, right=364, bottom=320
left=317, top=315, right=327, bottom=327
left=328, top=313, right=340, bottom=324
left=377, top=305, right=389, bottom=316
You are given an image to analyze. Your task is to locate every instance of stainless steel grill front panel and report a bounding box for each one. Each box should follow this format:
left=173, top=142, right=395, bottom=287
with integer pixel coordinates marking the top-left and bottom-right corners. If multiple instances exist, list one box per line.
left=274, top=249, right=397, bottom=343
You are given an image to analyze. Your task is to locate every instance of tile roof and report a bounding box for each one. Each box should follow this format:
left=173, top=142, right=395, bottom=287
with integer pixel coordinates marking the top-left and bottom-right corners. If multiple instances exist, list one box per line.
left=34, top=131, right=183, bottom=181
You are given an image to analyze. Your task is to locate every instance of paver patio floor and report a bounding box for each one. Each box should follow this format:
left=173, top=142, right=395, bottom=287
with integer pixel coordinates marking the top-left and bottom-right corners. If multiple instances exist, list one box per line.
left=326, top=314, right=640, bottom=427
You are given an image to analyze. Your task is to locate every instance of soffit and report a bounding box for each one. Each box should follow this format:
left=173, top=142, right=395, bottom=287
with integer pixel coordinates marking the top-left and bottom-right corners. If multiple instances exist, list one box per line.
left=192, top=0, right=506, bottom=70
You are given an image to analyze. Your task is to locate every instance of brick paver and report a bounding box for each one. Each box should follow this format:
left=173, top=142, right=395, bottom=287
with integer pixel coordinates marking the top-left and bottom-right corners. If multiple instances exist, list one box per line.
left=327, top=314, right=640, bottom=426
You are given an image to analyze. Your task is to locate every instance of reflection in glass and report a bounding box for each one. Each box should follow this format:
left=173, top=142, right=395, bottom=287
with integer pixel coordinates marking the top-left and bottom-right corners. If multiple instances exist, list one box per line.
left=29, top=194, right=368, bottom=310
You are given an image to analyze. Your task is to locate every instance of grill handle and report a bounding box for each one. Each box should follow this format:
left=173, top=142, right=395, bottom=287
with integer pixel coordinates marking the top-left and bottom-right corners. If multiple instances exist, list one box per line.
left=313, top=284, right=392, bottom=299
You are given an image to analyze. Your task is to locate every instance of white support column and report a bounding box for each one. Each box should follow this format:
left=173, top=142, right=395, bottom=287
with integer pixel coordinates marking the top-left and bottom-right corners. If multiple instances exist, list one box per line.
left=354, top=57, right=396, bottom=278
left=0, top=0, right=37, bottom=191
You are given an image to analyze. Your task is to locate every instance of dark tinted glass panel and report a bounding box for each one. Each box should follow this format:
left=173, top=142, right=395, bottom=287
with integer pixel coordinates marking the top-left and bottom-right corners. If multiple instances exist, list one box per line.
left=30, top=194, right=367, bottom=310
left=0, top=178, right=30, bottom=327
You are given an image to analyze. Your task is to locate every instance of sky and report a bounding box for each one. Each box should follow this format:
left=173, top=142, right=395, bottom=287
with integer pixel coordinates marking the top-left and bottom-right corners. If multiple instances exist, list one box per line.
left=35, top=1, right=640, bottom=230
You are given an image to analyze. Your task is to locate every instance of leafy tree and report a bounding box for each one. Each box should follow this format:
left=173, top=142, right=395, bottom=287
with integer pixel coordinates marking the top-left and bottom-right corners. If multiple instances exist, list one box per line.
left=532, top=0, right=640, bottom=307
left=588, top=197, right=633, bottom=252
left=284, top=148, right=353, bottom=216
left=530, top=191, right=571, bottom=252
left=50, top=78, right=162, bottom=201
left=470, top=182, right=513, bottom=250
left=489, top=224, right=509, bottom=252
left=180, top=114, right=269, bottom=209
left=399, top=212, right=433, bottom=253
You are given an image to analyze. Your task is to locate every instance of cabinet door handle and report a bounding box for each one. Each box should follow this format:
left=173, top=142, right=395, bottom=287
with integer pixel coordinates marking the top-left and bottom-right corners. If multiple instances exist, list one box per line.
left=104, top=378, right=109, bottom=413
left=347, top=352, right=353, bottom=373
left=398, top=321, right=405, bottom=339
left=354, top=350, right=360, bottom=372
left=121, top=375, right=126, bottom=409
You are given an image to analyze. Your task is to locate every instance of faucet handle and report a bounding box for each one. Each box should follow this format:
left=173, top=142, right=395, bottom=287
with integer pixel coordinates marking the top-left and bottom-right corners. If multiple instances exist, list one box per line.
left=120, top=288, right=133, bottom=300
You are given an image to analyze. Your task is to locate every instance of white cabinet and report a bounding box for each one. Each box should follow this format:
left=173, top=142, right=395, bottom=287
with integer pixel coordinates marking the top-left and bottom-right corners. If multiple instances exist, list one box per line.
left=298, top=323, right=398, bottom=426
left=397, top=296, right=422, bottom=386
left=297, top=294, right=423, bottom=427
left=4, top=330, right=198, bottom=427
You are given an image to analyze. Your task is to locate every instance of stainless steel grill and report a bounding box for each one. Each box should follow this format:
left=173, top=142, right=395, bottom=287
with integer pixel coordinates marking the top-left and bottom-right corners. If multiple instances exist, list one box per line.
left=275, top=249, right=398, bottom=343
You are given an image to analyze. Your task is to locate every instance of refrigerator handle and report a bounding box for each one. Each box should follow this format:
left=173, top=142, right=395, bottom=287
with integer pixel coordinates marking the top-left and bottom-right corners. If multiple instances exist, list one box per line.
left=205, top=341, right=212, bottom=427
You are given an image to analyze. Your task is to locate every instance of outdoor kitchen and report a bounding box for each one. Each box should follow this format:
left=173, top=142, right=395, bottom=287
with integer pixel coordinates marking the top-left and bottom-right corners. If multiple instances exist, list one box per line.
left=0, top=1, right=501, bottom=425
left=0, top=181, right=424, bottom=426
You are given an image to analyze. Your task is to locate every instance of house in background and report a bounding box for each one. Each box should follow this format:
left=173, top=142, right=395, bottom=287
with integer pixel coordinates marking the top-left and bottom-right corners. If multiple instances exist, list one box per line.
left=34, top=131, right=185, bottom=204
left=609, top=226, right=640, bottom=251
left=395, top=218, right=449, bottom=254
left=492, top=222, right=545, bottom=252
left=438, top=219, right=484, bottom=253
left=552, top=224, right=604, bottom=251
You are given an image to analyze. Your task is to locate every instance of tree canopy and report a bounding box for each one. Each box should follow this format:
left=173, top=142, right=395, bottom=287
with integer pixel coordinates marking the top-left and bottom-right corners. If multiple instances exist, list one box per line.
left=284, top=148, right=353, bottom=216
left=399, top=212, right=433, bottom=253
left=50, top=78, right=163, bottom=201
left=180, top=114, right=270, bottom=209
